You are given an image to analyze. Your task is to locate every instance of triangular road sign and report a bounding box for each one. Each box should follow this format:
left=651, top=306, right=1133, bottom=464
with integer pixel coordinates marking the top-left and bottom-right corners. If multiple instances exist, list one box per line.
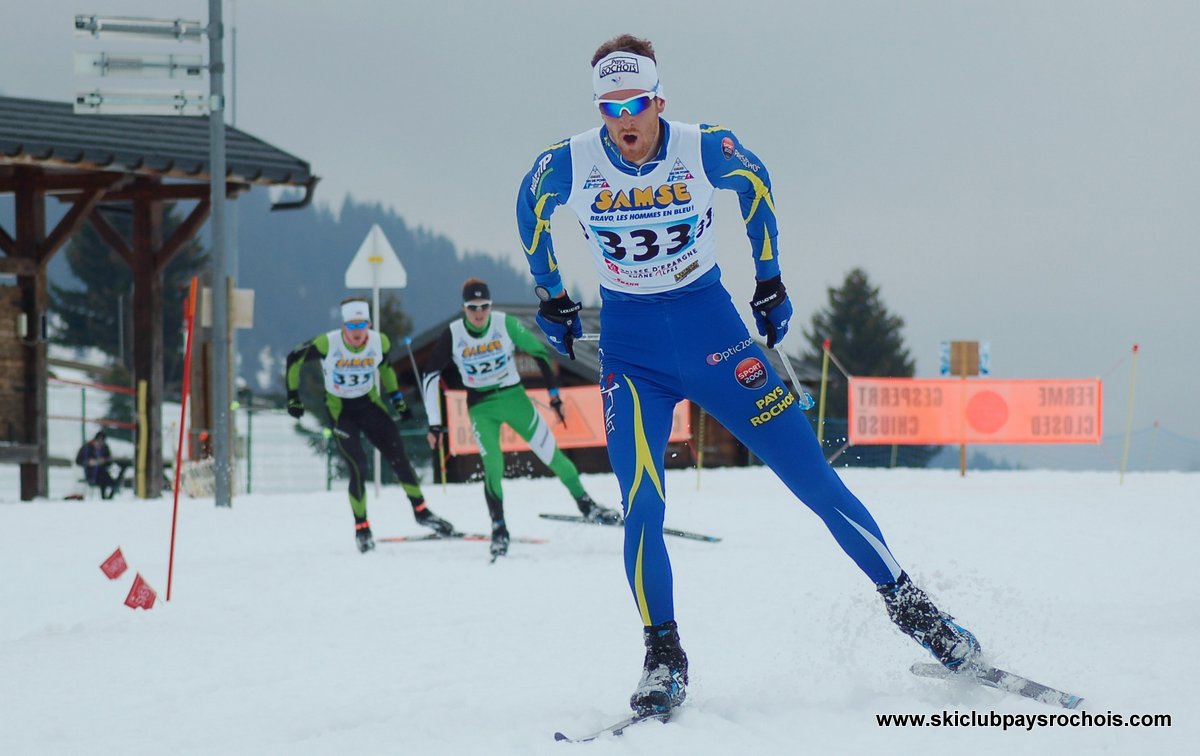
left=345, top=224, right=407, bottom=288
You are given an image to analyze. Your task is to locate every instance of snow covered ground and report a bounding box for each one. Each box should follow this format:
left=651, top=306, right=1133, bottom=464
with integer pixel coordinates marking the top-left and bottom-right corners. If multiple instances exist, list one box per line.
left=1, top=391, right=1196, bottom=754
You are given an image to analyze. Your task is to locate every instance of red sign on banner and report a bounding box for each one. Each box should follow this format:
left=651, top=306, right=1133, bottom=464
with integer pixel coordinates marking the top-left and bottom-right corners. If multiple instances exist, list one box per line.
left=444, top=386, right=690, bottom=456
left=124, top=573, right=158, bottom=610
left=848, top=378, right=1102, bottom=445
left=100, top=548, right=128, bottom=580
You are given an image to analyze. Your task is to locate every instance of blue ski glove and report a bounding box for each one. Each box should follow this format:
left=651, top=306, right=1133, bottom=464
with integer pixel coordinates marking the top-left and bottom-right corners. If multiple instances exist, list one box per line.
left=750, top=276, right=792, bottom=349
left=286, top=391, right=304, bottom=419
left=390, top=391, right=413, bottom=421
left=536, top=291, right=583, bottom=359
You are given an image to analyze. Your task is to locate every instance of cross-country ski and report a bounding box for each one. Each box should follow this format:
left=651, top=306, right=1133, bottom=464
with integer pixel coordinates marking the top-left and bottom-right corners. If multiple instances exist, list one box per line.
left=553, top=711, right=672, bottom=743
left=538, top=513, right=722, bottom=542
left=910, top=662, right=1085, bottom=709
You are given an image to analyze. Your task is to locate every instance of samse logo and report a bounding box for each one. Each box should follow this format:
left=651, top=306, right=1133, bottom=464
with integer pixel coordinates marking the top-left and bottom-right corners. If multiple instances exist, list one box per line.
left=735, top=357, right=767, bottom=390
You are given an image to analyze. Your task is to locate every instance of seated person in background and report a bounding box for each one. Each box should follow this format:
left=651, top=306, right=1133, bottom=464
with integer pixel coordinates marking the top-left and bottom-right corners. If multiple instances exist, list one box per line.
left=76, top=430, right=117, bottom=499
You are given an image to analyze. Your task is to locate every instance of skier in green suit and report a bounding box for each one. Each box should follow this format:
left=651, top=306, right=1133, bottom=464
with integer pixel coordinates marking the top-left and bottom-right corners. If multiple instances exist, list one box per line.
left=422, top=279, right=620, bottom=559
left=286, top=297, right=455, bottom=552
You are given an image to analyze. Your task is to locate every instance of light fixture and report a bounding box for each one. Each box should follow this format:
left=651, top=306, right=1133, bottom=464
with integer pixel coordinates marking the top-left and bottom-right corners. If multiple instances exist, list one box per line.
left=74, top=51, right=205, bottom=79
left=74, top=15, right=203, bottom=42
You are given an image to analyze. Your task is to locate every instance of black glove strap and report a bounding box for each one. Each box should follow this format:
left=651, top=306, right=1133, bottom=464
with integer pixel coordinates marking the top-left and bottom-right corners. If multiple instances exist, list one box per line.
left=538, top=294, right=582, bottom=324
left=750, top=276, right=787, bottom=313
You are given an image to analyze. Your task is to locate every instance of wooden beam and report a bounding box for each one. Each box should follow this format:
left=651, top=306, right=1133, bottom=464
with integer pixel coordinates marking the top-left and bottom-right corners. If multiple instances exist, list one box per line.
left=156, top=197, right=211, bottom=272
left=0, top=223, right=14, bottom=256
left=0, top=444, right=40, bottom=464
left=87, top=208, right=133, bottom=266
left=0, top=256, right=37, bottom=275
left=40, top=187, right=106, bottom=262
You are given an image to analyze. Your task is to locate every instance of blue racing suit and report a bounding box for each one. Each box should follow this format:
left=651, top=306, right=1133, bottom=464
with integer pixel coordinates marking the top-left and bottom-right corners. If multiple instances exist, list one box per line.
left=517, top=120, right=903, bottom=627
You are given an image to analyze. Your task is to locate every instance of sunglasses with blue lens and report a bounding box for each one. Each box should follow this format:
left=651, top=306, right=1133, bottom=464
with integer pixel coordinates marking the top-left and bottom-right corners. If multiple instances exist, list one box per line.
left=595, top=93, right=657, bottom=119
left=344, top=320, right=369, bottom=330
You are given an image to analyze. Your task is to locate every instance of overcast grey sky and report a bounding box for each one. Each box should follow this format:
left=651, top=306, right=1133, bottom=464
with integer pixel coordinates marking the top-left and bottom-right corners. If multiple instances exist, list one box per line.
left=4, top=1, right=1198, bottom=457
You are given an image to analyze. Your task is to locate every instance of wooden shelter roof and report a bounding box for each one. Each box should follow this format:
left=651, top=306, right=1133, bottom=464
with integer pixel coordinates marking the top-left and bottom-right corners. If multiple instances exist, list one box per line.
left=0, top=95, right=314, bottom=192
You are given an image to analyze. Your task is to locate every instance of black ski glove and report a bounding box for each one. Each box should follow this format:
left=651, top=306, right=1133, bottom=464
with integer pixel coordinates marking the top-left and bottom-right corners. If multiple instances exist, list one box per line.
left=286, top=391, right=304, bottom=419
left=390, top=391, right=413, bottom=421
left=536, top=291, right=584, bottom=360
left=750, top=276, right=793, bottom=349
left=548, top=389, right=566, bottom=425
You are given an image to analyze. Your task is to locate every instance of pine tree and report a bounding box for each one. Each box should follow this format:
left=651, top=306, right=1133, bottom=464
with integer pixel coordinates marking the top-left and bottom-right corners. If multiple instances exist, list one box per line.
left=798, top=268, right=938, bottom=467
left=378, top=292, right=413, bottom=343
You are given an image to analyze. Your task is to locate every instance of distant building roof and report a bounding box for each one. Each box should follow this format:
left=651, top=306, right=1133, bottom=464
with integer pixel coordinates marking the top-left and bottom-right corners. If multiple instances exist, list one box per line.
left=0, top=94, right=313, bottom=187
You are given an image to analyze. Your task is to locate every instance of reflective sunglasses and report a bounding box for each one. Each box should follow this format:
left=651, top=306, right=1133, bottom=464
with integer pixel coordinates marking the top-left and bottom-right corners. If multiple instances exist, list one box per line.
left=465, top=301, right=492, bottom=312
left=344, top=320, right=369, bottom=330
left=595, top=92, right=657, bottom=118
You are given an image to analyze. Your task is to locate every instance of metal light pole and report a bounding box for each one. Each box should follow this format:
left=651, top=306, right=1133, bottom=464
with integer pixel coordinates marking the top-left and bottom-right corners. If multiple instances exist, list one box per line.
left=208, top=0, right=232, bottom=508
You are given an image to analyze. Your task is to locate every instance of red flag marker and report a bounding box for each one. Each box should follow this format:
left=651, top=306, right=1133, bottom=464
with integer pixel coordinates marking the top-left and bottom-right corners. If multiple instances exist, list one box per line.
left=124, top=573, right=157, bottom=610
left=100, top=548, right=128, bottom=580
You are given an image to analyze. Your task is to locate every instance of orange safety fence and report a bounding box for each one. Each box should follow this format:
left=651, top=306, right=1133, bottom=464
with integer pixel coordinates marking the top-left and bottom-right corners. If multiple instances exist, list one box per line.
left=47, top=375, right=139, bottom=429
left=48, top=376, right=137, bottom=395
left=848, top=377, right=1102, bottom=445
left=444, top=386, right=691, bottom=456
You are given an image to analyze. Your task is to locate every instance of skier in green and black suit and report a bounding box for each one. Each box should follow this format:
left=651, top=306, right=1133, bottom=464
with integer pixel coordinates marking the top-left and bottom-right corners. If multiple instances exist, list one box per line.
left=286, top=297, right=455, bottom=552
left=422, top=279, right=620, bottom=559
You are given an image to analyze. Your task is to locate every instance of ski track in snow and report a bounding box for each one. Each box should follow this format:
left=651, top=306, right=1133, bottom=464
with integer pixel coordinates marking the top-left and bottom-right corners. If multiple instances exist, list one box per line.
left=1, top=397, right=1195, bottom=754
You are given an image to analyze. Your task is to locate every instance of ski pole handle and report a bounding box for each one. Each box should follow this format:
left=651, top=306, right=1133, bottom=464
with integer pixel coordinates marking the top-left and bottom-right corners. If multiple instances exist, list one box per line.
left=576, top=333, right=600, bottom=342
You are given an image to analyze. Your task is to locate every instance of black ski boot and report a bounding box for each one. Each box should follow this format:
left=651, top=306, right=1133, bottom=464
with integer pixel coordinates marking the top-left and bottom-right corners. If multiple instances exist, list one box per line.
left=576, top=494, right=622, bottom=525
left=879, top=571, right=980, bottom=669
left=630, top=620, right=688, bottom=716
left=490, top=520, right=510, bottom=559
left=414, top=503, right=455, bottom=536
left=354, top=520, right=375, bottom=553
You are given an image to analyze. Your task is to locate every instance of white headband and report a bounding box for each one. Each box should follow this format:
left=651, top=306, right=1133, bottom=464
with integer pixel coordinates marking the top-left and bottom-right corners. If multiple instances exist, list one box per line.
left=592, top=52, right=662, bottom=99
left=341, top=301, right=370, bottom=323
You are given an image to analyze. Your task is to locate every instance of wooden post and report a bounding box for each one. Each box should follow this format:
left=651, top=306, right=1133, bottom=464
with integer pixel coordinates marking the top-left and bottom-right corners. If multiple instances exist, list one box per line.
left=136, top=380, right=148, bottom=498
left=951, top=341, right=980, bottom=477
left=1119, top=344, right=1140, bottom=484
left=131, top=188, right=165, bottom=497
left=817, top=338, right=832, bottom=445
left=15, top=166, right=48, bottom=499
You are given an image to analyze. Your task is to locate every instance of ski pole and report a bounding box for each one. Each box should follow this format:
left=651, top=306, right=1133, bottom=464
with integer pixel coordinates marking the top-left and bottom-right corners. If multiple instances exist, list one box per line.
left=405, top=336, right=446, bottom=493
left=434, top=437, right=447, bottom=493
left=402, top=336, right=423, bottom=400
left=773, top=345, right=816, bottom=411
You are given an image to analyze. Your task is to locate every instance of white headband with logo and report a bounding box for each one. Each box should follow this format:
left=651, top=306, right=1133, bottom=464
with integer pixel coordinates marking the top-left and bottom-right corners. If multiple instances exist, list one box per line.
left=341, top=301, right=370, bottom=323
left=592, top=52, right=662, bottom=99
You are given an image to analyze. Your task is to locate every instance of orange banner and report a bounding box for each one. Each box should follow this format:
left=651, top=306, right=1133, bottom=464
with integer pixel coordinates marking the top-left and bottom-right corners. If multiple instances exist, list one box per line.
left=848, top=378, right=1102, bottom=445
left=444, top=387, right=691, bottom=456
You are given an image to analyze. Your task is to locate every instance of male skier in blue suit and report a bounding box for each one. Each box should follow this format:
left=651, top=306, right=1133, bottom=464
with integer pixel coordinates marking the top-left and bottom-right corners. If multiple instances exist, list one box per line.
left=517, top=34, right=981, bottom=716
